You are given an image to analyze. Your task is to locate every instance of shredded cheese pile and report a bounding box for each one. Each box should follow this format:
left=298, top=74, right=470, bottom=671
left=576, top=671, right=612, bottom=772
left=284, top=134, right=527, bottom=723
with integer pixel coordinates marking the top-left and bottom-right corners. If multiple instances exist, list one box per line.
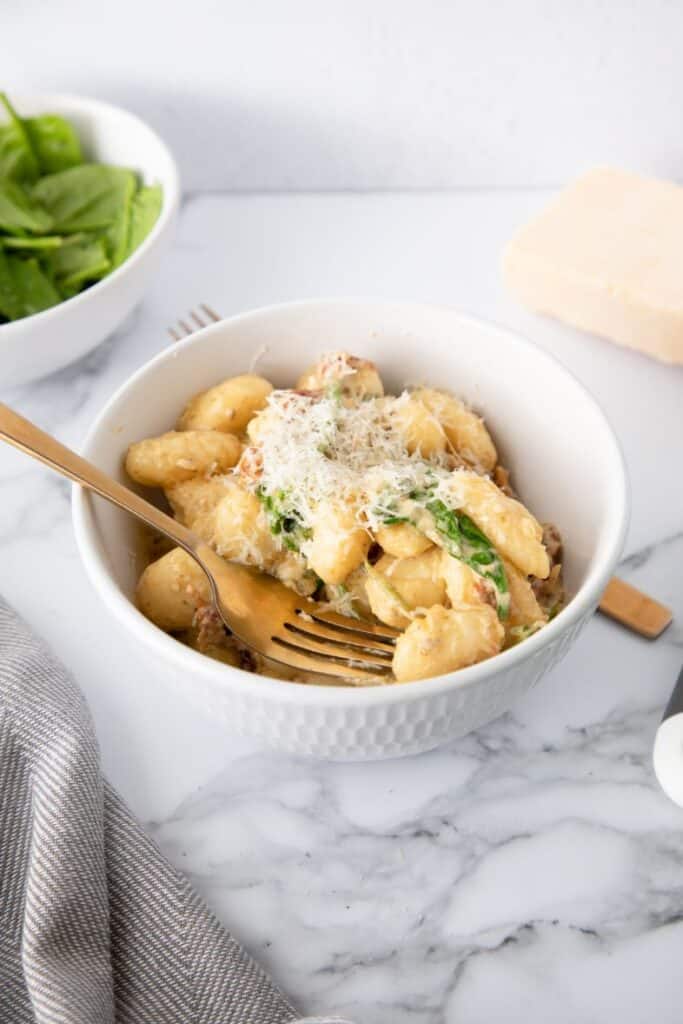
left=244, top=388, right=457, bottom=538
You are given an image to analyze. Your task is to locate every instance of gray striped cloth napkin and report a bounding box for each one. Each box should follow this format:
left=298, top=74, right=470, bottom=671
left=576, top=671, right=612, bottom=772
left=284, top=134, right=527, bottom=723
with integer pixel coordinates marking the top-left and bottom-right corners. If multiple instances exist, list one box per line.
left=0, top=597, right=351, bottom=1024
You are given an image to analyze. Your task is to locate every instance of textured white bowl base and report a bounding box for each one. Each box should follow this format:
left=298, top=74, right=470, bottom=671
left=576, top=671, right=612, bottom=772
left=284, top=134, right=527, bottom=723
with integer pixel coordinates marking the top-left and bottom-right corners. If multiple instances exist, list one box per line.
left=120, top=602, right=591, bottom=761
left=166, top=612, right=592, bottom=761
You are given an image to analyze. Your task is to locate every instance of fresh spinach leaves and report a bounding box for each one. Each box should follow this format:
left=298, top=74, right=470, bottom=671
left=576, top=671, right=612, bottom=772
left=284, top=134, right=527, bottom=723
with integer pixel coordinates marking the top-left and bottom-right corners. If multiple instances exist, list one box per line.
left=0, top=92, right=163, bottom=323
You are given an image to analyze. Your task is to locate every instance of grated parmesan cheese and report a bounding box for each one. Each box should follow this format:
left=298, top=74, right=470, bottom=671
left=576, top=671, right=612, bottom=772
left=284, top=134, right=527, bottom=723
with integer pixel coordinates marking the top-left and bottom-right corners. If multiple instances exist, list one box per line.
left=318, top=584, right=361, bottom=619
left=242, top=387, right=455, bottom=541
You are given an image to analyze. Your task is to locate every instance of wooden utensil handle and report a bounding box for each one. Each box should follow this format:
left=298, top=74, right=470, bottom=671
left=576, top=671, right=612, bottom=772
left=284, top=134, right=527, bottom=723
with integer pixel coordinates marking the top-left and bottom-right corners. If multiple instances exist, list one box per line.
left=599, top=576, right=672, bottom=639
left=0, top=402, right=197, bottom=553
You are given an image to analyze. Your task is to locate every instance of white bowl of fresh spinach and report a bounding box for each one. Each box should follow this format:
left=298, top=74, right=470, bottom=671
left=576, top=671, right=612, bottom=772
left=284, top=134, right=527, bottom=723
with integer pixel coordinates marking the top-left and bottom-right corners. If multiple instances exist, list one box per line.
left=0, top=93, right=179, bottom=389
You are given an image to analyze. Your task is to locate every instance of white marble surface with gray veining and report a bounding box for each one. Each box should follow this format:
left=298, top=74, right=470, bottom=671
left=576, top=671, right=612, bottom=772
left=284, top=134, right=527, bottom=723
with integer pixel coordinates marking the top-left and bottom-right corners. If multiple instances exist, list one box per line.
left=1, top=190, right=682, bottom=1023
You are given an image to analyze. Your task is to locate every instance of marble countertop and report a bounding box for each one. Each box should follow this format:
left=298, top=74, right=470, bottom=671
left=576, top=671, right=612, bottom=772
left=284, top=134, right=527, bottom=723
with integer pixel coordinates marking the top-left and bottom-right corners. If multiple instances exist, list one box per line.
left=2, top=189, right=682, bottom=1023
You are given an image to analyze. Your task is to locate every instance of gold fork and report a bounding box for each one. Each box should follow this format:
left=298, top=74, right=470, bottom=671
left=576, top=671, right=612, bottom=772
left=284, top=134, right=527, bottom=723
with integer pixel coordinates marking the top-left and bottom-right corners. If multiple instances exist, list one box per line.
left=167, top=302, right=221, bottom=342
left=0, top=403, right=397, bottom=683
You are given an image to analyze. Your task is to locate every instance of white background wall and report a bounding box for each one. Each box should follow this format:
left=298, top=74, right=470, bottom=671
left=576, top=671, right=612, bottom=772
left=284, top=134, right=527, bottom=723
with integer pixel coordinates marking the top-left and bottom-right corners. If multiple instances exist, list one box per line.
left=5, top=0, right=682, bottom=191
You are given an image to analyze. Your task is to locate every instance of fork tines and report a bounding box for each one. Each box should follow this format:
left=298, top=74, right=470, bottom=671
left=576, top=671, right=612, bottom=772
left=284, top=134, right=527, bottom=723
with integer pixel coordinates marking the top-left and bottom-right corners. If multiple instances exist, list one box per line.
left=168, top=303, right=221, bottom=342
left=271, top=607, right=398, bottom=682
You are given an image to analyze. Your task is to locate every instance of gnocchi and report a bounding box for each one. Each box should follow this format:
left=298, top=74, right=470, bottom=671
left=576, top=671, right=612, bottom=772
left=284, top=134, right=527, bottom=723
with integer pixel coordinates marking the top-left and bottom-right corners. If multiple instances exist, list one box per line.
left=178, top=374, right=272, bottom=433
left=440, top=551, right=495, bottom=608
left=136, top=547, right=211, bottom=631
left=128, top=354, right=564, bottom=685
left=212, top=481, right=277, bottom=565
left=393, top=604, right=504, bottom=682
left=413, top=387, right=497, bottom=472
left=126, top=430, right=241, bottom=488
left=390, top=397, right=448, bottom=458
left=503, top=557, right=547, bottom=637
left=165, top=476, right=231, bottom=542
left=297, top=353, right=384, bottom=398
left=374, top=521, right=433, bottom=559
left=447, top=471, right=550, bottom=579
left=307, top=499, right=371, bottom=585
left=369, top=551, right=447, bottom=620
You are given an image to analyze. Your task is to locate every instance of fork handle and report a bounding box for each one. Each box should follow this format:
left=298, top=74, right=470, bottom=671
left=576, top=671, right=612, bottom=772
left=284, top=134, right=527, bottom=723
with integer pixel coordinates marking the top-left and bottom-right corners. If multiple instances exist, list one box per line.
left=0, top=402, right=199, bottom=555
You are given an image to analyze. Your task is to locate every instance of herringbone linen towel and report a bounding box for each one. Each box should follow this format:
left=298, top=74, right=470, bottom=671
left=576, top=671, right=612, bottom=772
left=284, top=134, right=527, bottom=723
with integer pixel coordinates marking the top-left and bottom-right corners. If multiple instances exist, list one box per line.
left=0, top=598, right=350, bottom=1024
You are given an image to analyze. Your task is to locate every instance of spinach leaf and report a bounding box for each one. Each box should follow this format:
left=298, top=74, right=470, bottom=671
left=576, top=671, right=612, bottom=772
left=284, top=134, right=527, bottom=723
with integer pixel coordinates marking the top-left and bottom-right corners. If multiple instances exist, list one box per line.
left=46, top=236, right=110, bottom=289
left=424, top=499, right=509, bottom=619
left=257, top=488, right=311, bottom=552
left=0, top=125, right=32, bottom=182
left=32, top=164, right=137, bottom=232
left=25, top=114, right=82, bottom=174
left=0, top=93, right=39, bottom=182
left=0, top=181, right=53, bottom=234
left=0, top=249, right=60, bottom=320
left=377, top=487, right=510, bottom=619
left=102, top=171, right=136, bottom=268
left=128, top=183, right=162, bottom=255
left=1, top=234, right=65, bottom=251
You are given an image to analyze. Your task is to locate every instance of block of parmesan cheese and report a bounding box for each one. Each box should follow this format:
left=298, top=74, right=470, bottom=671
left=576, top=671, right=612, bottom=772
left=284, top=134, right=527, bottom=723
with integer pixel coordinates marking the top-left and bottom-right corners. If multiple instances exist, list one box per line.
left=503, top=167, right=683, bottom=364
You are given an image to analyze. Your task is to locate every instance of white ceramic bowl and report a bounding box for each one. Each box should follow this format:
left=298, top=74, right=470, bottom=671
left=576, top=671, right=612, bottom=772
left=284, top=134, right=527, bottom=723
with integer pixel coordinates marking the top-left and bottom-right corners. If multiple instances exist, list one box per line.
left=73, top=300, right=628, bottom=760
left=1, top=94, right=179, bottom=390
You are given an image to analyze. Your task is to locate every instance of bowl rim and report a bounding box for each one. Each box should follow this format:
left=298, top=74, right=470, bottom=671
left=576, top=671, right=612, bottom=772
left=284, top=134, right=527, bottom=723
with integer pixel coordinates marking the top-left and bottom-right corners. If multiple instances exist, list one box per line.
left=0, top=91, right=180, bottom=338
left=72, top=297, right=630, bottom=706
